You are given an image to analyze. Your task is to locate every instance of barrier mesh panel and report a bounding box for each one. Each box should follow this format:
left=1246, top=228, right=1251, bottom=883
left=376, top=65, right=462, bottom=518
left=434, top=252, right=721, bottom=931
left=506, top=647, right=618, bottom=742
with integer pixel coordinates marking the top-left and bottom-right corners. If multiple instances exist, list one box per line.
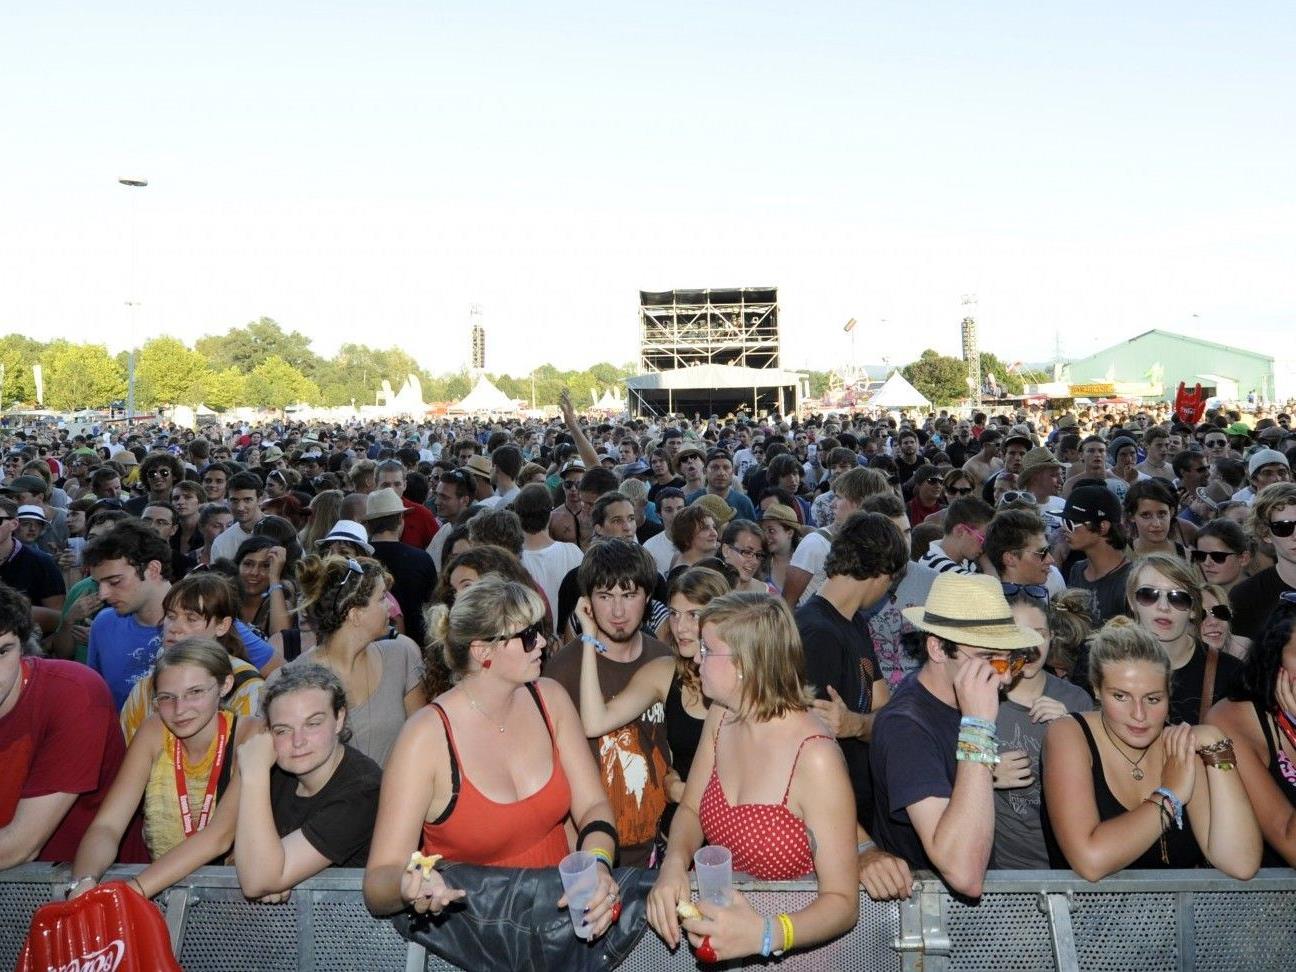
left=946, top=892, right=1053, bottom=971
left=0, top=882, right=51, bottom=968
left=311, top=897, right=410, bottom=971
left=1072, top=891, right=1178, bottom=971
left=177, top=895, right=300, bottom=972
left=1194, top=890, right=1296, bottom=971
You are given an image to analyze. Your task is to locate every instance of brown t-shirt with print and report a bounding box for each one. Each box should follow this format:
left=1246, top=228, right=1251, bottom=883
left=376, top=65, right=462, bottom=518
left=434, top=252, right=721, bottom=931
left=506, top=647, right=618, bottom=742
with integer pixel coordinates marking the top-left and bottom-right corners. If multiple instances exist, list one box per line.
left=544, top=635, right=672, bottom=866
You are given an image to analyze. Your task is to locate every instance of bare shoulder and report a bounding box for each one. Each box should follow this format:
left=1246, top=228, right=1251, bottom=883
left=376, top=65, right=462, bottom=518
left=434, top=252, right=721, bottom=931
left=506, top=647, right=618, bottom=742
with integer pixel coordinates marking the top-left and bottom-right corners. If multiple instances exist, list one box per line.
left=1044, top=711, right=1086, bottom=749
left=535, top=676, right=576, bottom=713
left=234, top=716, right=265, bottom=743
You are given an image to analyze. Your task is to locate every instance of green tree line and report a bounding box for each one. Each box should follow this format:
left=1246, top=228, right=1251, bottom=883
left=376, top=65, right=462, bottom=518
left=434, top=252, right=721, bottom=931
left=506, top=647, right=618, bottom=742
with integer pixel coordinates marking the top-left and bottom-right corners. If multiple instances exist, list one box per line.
left=0, top=318, right=638, bottom=412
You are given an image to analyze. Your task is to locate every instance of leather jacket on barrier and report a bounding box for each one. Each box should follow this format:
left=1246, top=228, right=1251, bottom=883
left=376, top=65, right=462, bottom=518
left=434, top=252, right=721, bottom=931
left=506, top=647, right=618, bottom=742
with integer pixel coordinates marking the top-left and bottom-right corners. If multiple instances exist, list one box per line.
left=391, top=863, right=656, bottom=972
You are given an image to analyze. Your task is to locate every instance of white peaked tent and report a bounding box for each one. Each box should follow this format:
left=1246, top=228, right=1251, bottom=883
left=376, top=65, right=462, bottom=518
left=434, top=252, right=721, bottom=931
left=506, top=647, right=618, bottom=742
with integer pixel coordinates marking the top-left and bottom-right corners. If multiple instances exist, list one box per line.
left=868, top=371, right=931, bottom=409
left=450, top=376, right=517, bottom=414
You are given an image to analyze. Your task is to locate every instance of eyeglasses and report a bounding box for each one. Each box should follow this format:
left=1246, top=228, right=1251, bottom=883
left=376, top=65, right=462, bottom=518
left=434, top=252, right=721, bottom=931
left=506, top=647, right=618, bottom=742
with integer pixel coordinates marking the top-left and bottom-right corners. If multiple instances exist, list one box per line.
left=959, top=647, right=1030, bottom=676
left=494, top=621, right=544, bottom=652
left=726, top=543, right=764, bottom=561
left=1133, top=586, right=1193, bottom=611
left=1269, top=519, right=1296, bottom=539
left=332, top=558, right=366, bottom=614
left=947, top=485, right=974, bottom=496
left=999, top=491, right=1037, bottom=506
left=1206, top=604, right=1233, bottom=622
left=153, top=682, right=220, bottom=708
left=1002, top=582, right=1049, bottom=600
left=1191, top=549, right=1237, bottom=564
left=1021, top=544, right=1051, bottom=559
left=699, top=642, right=730, bottom=668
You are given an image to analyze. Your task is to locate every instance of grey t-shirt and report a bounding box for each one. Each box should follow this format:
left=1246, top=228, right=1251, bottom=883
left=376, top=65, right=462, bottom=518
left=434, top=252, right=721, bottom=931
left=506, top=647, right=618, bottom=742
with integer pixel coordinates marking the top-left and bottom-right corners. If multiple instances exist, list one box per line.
left=991, top=674, right=1094, bottom=869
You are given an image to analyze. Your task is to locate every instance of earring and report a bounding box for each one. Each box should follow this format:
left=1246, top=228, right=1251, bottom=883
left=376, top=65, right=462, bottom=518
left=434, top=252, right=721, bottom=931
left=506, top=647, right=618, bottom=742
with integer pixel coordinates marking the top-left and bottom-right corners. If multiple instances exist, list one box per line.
left=482, top=658, right=492, bottom=669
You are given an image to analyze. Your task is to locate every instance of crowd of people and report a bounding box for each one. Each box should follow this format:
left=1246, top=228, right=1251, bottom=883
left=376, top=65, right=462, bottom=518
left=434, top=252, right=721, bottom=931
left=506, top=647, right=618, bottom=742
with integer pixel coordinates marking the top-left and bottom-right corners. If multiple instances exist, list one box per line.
left=3, top=391, right=1296, bottom=963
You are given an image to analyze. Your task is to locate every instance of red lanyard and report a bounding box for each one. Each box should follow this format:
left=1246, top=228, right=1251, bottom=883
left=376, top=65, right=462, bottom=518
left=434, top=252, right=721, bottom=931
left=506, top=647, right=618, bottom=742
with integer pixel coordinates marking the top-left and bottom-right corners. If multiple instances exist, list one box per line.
left=1274, top=707, right=1296, bottom=755
left=174, top=712, right=229, bottom=837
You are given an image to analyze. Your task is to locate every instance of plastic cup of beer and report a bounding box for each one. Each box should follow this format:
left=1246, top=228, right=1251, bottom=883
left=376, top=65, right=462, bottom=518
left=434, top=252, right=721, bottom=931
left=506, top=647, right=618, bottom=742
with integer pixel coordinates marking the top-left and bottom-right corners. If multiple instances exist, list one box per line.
left=693, top=845, right=733, bottom=906
left=558, top=851, right=600, bottom=939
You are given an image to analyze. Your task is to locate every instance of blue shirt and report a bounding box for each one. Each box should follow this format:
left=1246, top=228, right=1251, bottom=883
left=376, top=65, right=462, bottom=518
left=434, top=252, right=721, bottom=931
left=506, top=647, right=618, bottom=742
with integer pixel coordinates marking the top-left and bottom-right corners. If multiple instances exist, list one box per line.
left=87, top=608, right=275, bottom=711
left=683, top=487, right=757, bottom=522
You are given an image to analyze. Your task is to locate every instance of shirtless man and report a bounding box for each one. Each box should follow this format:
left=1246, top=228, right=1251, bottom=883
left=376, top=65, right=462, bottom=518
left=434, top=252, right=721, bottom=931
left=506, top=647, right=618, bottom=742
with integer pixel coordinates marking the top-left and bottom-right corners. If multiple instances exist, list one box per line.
left=548, top=460, right=587, bottom=546
left=961, top=429, right=1003, bottom=487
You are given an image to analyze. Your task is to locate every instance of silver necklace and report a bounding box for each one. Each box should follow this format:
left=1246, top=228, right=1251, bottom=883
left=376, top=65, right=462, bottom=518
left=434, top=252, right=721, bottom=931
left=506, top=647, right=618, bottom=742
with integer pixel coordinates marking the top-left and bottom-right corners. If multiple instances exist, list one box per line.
left=1100, top=715, right=1151, bottom=780
left=462, top=683, right=508, bottom=733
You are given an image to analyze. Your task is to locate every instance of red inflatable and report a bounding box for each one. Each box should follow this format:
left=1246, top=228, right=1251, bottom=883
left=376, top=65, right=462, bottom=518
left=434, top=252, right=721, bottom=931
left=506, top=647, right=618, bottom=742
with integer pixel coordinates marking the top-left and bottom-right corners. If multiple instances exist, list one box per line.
left=1174, top=382, right=1206, bottom=425
left=17, top=881, right=182, bottom=972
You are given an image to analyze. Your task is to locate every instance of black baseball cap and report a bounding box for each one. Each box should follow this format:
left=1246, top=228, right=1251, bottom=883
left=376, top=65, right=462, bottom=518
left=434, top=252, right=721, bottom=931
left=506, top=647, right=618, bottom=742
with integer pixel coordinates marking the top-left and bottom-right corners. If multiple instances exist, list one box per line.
left=1062, top=485, right=1122, bottom=525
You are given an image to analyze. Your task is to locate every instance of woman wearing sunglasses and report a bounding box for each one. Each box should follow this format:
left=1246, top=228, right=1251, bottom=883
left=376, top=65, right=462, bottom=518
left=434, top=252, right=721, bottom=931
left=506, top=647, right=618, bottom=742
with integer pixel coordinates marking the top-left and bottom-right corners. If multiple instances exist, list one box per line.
left=1191, top=519, right=1252, bottom=594
left=1127, top=554, right=1243, bottom=725
left=1043, top=618, right=1261, bottom=880
left=1206, top=600, right=1296, bottom=866
left=284, top=555, right=426, bottom=767
left=364, top=578, right=623, bottom=939
left=1199, top=584, right=1246, bottom=661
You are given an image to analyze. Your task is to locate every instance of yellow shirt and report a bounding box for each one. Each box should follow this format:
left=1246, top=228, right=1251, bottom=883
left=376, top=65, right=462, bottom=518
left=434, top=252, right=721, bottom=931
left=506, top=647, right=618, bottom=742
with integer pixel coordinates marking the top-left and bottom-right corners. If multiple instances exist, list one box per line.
left=143, top=710, right=233, bottom=860
left=121, top=658, right=263, bottom=744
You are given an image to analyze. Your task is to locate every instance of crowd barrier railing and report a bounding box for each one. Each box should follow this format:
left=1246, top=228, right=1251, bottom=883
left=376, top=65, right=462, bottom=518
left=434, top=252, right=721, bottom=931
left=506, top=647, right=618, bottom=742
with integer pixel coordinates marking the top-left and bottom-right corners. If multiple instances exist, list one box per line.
left=2, top=864, right=1293, bottom=971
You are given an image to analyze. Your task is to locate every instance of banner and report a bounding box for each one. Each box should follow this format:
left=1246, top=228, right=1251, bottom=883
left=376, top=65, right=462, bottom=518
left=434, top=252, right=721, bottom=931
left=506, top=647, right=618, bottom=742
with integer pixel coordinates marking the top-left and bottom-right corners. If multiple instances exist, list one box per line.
left=1068, top=382, right=1115, bottom=397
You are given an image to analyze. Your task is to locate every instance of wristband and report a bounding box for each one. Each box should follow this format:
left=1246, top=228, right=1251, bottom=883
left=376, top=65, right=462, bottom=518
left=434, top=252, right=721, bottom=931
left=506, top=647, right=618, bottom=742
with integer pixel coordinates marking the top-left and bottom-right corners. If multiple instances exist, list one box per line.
left=776, top=912, right=795, bottom=954
left=1152, top=786, right=1185, bottom=830
left=65, top=876, right=95, bottom=898
left=580, top=633, right=608, bottom=654
left=960, top=715, right=997, bottom=732
left=588, top=847, right=614, bottom=872
left=761, top=917, right=773, bottom=958
left=263, top=583, right=286, bottom=598
left=857, top=840, right=876, bottom=855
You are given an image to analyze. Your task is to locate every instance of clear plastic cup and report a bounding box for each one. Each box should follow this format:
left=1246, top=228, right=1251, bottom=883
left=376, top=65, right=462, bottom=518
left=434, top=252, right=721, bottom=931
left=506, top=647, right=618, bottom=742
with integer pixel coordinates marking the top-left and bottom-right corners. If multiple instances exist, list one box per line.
left=558, top=851, right=600, bottom=940
left=693, top=845, right=733, bottom=906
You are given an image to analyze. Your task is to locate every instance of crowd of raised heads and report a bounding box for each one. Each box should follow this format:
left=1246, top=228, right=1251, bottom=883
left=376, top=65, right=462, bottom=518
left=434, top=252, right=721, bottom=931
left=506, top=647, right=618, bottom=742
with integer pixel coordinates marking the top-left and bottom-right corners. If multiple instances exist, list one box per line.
left=4, top=393, right=1296, bottom=965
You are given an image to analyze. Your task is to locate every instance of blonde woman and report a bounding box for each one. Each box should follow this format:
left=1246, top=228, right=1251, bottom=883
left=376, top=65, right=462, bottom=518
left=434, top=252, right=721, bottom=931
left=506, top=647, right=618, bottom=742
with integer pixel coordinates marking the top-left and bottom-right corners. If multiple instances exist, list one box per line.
left=647, top=592, right=858, bottom=964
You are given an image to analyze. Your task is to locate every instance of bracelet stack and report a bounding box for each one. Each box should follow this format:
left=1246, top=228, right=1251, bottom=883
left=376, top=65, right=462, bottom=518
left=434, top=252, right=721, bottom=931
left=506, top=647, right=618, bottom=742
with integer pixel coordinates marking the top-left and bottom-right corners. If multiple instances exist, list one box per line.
left=1196, top=737, right=1237, bottom=771
left=957, top=716, right=1000, bottom=766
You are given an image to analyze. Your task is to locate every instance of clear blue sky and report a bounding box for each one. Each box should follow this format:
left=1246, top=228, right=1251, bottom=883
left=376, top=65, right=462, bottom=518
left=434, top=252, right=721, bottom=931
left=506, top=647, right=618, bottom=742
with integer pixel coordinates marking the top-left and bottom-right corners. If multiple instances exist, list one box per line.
left=2, top=1, right=1293, bottom=379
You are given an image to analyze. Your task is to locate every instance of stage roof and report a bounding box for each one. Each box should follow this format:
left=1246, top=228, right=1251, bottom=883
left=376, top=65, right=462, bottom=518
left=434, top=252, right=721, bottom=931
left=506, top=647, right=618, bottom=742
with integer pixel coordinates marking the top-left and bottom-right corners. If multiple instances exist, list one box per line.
left=626, top=364, right=805, bottom=391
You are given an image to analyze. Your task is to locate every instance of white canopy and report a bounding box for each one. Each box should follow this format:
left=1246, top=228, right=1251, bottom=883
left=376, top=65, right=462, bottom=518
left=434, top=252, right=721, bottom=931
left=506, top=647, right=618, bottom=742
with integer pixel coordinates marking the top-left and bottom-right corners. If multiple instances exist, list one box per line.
left=450, top=376, right=518, bottom=414
left=868, top=371, right=931, bottom=409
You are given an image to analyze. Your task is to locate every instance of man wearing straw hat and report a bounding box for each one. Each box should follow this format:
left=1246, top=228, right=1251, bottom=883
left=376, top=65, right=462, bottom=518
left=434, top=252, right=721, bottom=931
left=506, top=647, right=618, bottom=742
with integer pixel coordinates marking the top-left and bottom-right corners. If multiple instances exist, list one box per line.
left=870, top=573, right=1042, bottom=897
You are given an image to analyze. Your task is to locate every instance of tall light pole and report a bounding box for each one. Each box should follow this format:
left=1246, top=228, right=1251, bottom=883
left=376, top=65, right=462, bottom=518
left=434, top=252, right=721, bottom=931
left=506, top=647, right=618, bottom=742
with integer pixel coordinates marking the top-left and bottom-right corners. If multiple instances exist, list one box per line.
left=120, top=178, right=148, bottom=425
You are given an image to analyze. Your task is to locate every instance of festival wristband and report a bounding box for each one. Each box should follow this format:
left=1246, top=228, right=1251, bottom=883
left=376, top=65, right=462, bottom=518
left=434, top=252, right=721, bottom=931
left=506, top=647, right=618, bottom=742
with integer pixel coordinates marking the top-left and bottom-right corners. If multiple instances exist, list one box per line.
left=1152, top=786, right=1185, bottom=829
left=579, top=633, right=608, bottom=654
left=588, top=847, right=614, bottom=872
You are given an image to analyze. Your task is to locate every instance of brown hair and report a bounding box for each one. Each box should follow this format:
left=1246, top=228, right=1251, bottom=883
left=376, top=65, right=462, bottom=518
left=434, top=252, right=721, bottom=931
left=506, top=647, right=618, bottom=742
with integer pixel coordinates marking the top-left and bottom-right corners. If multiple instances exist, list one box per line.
left=297, top=554, right=390, bottom=636
left=162, top=573, right=248, bottom=661
left=667, top=566, right=732, bottom=698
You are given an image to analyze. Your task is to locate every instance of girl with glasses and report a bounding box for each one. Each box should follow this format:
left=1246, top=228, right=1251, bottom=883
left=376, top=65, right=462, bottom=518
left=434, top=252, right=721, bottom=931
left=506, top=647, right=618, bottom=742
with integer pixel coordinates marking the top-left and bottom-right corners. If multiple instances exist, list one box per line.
left=287, top=555, right=426, bottom=768
left=1190, top=519, right=1252, bottom=594
left=1043, top=618, right=1261, bottom=880
left=719, top=519, right=774, bottom=594
left=1126, top=554, right=1243, bottom=725
left=647, top=592, right=859, bottom=964
left=70, top=639, right=263, bottom=901
left=364, top=578, right=623, bottom=938
left=1206, top=601, right=1296, bottom=867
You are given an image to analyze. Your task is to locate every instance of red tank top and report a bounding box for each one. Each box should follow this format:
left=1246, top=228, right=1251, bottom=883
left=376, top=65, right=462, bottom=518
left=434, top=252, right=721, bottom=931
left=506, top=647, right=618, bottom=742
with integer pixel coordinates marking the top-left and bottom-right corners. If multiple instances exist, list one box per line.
left=421, top=682, right=572, bottom=868
left=698, top=723, right=831, bottom=880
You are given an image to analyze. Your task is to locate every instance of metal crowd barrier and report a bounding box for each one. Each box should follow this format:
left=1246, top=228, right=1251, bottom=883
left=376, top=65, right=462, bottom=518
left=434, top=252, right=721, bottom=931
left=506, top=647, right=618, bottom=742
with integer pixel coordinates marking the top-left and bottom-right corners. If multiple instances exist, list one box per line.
left=2, top=864, right=1293, bottom=971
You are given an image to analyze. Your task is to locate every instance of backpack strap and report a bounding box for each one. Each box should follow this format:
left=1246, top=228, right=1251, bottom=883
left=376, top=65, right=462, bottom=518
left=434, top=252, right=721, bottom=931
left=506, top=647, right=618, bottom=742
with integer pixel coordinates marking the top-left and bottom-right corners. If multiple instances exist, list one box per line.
left=1198, top=646, right=1220, bottom=724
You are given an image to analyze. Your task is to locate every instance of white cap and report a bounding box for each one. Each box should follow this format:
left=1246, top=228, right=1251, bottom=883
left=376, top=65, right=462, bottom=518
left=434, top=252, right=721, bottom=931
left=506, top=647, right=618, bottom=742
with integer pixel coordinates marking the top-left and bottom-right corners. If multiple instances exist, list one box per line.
left=315, top=519, right=373, bottom=555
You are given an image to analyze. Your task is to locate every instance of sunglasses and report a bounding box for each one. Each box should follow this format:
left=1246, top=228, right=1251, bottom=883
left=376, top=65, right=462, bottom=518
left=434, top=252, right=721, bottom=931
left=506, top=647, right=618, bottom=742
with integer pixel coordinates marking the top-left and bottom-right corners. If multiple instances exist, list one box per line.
left=946, top=485, right=974, bottom=496
left=999, top=491, right=1037, bottom=506
left=1204, top=439, right=1227, bottom=448
left=1133, top=586, right=1193, bottom=611
left=1002, top=582, right=1049, bottom=600
left=961, top=647, right=1031, bottom=676
left=1206, top=604, right=1233, bottom=623
left=562, top=479, right=581, bottom=490
left=1269, top=519, right=1296, bottom=539
left=146, top=468, right=172, bottom=479
left=1062, top=517, right=1103, bottom=534
left=494, top=621, right=544, bottom=652
left=1191, top=549, right=1237, bottom=564
left=332, top=558, right=366, bottom=614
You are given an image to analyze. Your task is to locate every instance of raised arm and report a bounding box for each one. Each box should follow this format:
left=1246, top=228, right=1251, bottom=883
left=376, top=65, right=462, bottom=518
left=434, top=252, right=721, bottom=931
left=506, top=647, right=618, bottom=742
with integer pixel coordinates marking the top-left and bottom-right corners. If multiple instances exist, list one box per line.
left=574, top=597, right=672, bottom=736
left=559, top=390, right=601, bottom=471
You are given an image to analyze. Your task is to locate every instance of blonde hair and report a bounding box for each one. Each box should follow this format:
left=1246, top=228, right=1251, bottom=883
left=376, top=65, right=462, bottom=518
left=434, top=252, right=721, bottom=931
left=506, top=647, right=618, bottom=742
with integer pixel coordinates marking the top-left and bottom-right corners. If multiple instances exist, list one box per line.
left=697, top=591, right=814, bottom=721
left=299, top=489, right=344, bottom=549
left=1251, top=482, right=1296, bottom=540
left=1048, top=588, right=1095, bottom=677
left=423, top=575, right=545, bottom=696
left=618, top=478, right=649, bottom=504
left=1087, top=617, right=1170, bottom=691
left=1126, top=554, right=1203, bottom=626
left=151, top=637, right=234, bottom=704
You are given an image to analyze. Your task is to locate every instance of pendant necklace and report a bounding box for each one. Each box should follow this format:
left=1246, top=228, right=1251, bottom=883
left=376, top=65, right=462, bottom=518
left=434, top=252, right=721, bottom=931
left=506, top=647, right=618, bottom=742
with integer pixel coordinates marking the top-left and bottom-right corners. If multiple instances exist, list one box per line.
left=1100, top=715, right=1151, bottom=780
left=463, top=683, right=507, bottom=733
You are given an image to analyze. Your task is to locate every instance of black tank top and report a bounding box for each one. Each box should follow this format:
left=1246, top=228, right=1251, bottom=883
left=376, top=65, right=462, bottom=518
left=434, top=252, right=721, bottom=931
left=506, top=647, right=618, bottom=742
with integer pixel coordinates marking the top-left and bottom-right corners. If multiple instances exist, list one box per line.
left=1049, top=713, right=1202, bottom=870
left=665, top=674, right=705, bottom=783
left=1253, top=699, right=1296, bottom=867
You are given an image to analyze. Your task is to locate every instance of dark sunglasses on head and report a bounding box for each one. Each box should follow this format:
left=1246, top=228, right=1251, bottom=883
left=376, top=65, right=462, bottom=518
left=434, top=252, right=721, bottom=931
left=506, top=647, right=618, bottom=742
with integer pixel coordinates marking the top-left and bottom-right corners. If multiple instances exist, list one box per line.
left=1269, top=519, right=1296, bottom=539
left=1133, top=586, right=1193, bottom=611
left=1191, top=549, right=1237, bottom=564
left=1207, top=604, right=1233, bottom=623
left=495, top=621, right=544, bottom=652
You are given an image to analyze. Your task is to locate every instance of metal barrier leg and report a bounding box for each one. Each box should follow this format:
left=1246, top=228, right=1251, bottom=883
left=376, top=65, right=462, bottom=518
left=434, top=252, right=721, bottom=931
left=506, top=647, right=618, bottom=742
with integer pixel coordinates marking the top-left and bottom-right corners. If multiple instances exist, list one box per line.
left=404, top=941, right=428, bottom=972
left=894, top=894, right=925, bottom=972
left=1039, top=892, right=1079, bottom=972
left=162, top=887, right=190, bottom=955
left=920, top=885, right=951, bottom=972
left=1176, top=891, right=1195, bottom=972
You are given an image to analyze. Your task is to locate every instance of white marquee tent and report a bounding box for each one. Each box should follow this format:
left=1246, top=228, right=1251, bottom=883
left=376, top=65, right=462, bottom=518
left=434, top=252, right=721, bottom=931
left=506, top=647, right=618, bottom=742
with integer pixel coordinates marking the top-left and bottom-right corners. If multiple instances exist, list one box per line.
left=450, top=376, right=518, bottom=414
left=868, top=371, right=931, bottom=409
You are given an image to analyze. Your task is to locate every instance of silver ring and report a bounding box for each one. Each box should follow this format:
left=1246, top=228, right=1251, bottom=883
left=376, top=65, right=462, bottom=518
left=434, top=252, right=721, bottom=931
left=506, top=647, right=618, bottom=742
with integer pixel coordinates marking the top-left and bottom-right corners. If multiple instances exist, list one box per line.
left=608, top=891, right=617, bottom=902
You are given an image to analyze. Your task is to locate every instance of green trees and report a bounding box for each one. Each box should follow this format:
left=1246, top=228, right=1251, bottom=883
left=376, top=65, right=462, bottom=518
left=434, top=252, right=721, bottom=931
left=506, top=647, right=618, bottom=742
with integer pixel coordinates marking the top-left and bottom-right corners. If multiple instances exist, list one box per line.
left=245, top=356, right=321, bottom=411
left=901, top=350, right=970, bottom=406
left=135, top=337, right=209, bottom=408
left=43, top=343, right=127, bottom=411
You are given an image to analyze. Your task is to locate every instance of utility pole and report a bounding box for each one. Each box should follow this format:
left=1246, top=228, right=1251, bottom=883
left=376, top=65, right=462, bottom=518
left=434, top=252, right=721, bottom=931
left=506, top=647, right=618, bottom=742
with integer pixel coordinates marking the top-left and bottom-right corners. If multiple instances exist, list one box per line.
left=119, top=177, right=148, bottom=426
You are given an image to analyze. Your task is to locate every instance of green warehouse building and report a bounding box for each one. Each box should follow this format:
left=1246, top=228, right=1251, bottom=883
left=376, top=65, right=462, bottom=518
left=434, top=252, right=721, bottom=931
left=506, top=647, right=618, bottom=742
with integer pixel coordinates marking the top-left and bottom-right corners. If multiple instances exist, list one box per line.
left=1063, top=329, right=1275, bottom=403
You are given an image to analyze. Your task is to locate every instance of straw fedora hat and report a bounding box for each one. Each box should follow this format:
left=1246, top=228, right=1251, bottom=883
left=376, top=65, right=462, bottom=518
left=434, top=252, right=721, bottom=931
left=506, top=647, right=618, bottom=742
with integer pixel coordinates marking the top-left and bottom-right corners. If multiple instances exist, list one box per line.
left=693, top=494, right=736, bottom=526
left=362, top=487, right=406, bottom=521
left=902, top=573, right=1042, bottom=651
left=758, top=502, right=809, bottom=535
left=462, top=454, right=494, bottom=480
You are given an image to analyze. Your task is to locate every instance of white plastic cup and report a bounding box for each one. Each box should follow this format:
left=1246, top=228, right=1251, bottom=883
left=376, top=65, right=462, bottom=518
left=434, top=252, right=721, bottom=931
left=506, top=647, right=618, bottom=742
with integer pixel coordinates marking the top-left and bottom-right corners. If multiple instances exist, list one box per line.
left=558, top=851, right=600, bottom=940
left=693, top=845, right=733, bottom=906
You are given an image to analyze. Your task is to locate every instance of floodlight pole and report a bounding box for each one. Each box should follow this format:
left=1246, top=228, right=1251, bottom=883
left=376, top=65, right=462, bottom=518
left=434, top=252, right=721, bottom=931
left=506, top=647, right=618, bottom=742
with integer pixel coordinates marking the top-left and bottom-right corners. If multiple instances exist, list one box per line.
left=120, top=178, right=148, bottom=426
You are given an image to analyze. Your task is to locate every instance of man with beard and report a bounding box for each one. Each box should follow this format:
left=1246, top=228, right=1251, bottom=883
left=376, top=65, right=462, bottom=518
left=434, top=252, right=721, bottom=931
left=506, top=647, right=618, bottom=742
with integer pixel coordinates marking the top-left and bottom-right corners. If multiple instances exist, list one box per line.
left=544, top=540, right=671, bottom=866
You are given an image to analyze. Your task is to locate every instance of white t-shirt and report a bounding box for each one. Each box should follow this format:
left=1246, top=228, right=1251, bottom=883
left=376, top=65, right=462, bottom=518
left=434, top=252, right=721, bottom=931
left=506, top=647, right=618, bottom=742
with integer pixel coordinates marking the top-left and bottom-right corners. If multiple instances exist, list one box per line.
left=520, top=542, right=584, bottom=617
left=210, top=521, right=255, bottom=564
left=789, top=531, right=832, bottom=605
left=643, top=530, right=679, bottom=577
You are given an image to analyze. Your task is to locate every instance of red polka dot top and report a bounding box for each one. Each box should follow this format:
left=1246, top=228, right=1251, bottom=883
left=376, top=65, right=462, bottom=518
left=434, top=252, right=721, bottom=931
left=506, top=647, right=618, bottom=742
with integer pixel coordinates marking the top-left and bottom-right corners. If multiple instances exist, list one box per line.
left=697, top=723, right=833, bottom=880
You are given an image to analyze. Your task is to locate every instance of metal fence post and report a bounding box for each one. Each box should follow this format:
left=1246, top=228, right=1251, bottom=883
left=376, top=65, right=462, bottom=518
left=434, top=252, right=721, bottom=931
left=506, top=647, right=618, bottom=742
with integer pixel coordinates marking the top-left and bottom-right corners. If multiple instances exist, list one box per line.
left=1039, top=892, right=1079, bottom=972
